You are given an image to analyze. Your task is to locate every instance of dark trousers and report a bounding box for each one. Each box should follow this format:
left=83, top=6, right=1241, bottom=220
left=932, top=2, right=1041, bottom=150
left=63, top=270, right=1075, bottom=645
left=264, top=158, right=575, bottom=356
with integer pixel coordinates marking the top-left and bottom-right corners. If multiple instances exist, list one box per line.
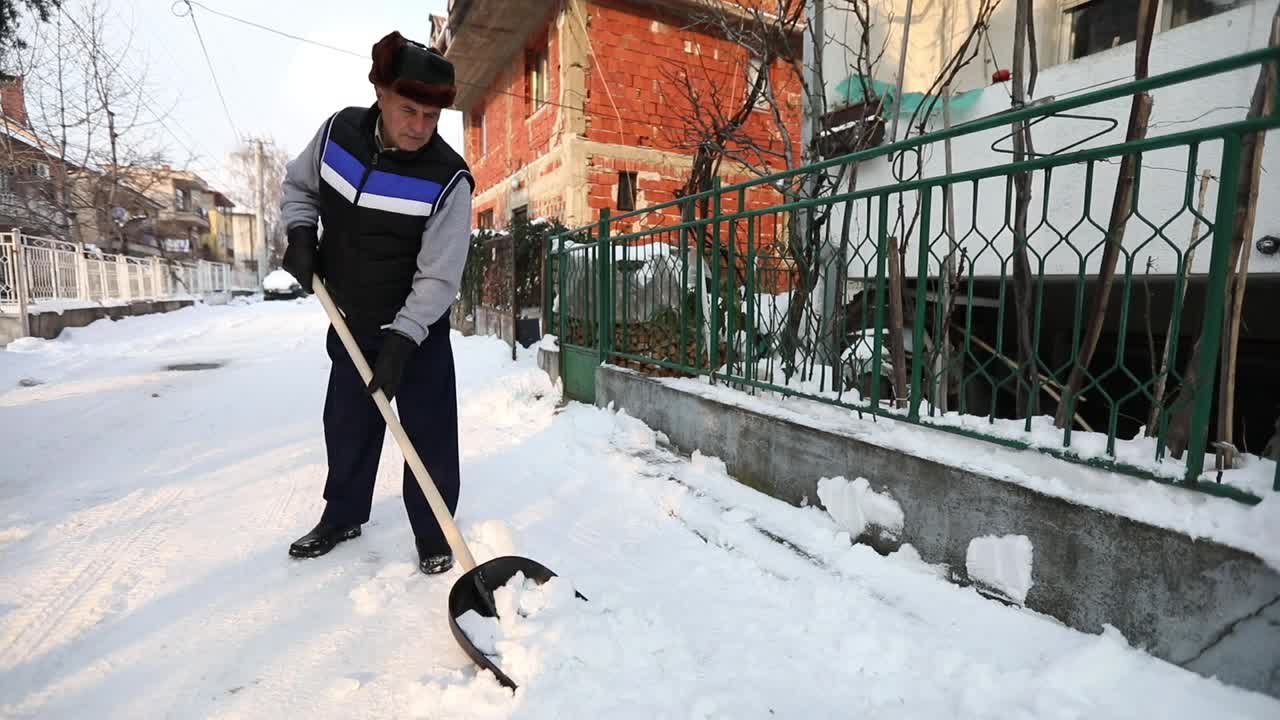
left=319, top=322, right=460, bottom=554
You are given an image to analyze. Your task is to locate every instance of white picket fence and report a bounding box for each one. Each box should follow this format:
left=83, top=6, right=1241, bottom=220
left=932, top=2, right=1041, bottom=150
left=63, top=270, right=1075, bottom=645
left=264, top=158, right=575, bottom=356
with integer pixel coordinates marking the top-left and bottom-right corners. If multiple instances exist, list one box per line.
left=0, top=231, right=251, bottom=336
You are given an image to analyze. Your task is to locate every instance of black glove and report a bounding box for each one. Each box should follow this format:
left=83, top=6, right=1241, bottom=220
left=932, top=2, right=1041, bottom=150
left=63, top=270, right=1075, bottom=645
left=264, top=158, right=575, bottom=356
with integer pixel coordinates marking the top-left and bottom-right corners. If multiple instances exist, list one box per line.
left=368, top=330, right=418, bottom=401
left=282, top=225, right=319, bottom=294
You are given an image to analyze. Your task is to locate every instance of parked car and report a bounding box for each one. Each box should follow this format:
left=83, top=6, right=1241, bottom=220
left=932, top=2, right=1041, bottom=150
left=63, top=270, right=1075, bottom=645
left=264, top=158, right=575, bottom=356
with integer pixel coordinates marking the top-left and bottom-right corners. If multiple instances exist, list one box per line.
left=263, top=269, right=304, bottom=300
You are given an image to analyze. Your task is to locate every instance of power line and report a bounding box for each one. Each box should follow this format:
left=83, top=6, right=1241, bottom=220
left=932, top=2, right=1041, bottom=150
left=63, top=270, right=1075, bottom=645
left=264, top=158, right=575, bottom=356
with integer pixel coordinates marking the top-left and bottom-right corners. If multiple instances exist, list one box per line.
left=175, top=1, right=241, bottom=142
left=51, top=7, right=223, bottom=175
left=181, top=1, right=366, bottom=60
left=170, top=0, right=717, bottom=139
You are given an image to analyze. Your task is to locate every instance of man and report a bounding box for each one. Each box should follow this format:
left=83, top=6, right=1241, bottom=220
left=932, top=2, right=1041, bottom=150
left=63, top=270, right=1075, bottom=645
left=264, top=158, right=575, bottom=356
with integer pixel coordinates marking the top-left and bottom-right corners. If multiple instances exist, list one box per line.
left=279, top=31, right=473, bottom=575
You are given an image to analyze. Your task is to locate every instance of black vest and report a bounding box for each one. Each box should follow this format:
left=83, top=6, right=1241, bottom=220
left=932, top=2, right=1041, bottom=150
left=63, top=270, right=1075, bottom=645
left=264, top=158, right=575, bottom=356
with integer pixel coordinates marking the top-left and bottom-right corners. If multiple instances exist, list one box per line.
left=316, top=105, right=472, bottom=334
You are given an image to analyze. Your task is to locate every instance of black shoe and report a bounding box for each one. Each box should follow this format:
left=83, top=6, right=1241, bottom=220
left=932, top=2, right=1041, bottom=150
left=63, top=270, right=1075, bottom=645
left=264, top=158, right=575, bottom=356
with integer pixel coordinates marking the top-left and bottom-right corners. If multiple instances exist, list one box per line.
left=289, top=521, right=361, bottom=558
left=416, top=539, right=455, bottom=575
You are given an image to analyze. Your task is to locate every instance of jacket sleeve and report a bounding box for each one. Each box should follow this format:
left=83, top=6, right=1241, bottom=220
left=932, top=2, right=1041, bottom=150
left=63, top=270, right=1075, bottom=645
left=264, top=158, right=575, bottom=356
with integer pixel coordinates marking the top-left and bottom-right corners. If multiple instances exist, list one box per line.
left=388, top=176, right=475, bottom=344
left=280, top=116, right=332, bottom=231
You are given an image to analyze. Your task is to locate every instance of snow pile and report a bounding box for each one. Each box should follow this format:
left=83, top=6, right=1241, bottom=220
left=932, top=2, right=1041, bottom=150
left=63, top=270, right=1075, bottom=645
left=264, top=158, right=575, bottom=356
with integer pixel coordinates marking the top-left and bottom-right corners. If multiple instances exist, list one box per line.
left=966, top=534, right=1035, bottom=605
left=262, top=269, right=299, bottom=292
left=817, top=476, right=905, bottom=539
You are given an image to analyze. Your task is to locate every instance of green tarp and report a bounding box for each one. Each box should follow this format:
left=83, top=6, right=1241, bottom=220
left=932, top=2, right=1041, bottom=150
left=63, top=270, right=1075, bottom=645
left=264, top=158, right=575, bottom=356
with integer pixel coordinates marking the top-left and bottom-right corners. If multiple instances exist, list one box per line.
left=833, top=75, right=986, bottom=116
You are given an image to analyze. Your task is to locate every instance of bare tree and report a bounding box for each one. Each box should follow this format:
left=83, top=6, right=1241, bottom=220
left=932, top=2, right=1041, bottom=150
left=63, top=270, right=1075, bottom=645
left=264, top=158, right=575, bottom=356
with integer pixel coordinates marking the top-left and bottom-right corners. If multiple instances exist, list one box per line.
left=2, top=0, right=183, bottom=253
left=1164, top=3, right=1279, bottom=460
left=1008, top=0, right=1037, bottom=417
left=227, top=138, right=290, bottom=265
left=1054, top=0, right=1159, bottom=428
left=883, top=0, right=999, bottom=407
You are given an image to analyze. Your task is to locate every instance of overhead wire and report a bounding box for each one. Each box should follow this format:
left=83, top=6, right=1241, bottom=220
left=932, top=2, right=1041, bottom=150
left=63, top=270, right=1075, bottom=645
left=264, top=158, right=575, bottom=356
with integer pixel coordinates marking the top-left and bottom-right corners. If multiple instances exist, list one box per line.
left=51, top=6, right=224, bottom=175
left=174, top=1, right=242, bottom=142
left=170, top=0, right=769, bottom=142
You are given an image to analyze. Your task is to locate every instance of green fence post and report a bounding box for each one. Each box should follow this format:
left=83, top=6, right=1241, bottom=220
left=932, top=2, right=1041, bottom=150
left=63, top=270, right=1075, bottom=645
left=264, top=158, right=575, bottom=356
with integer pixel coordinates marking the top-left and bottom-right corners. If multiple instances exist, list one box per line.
left=680, top=200, right=691, bottom=369
left=597, top=209, right=612, bottom=363
left=557, top=234, right=567, bottom=347
left=746, top=215, right=757, bottom=384
left=1184, top=133, right=1242, bottom=485
left=871, top=194, right=890, bottom=411
left=909, top=187, right=932, bottom=422
left=710, top=179, right=723, bottom=382
left=544, top=233, right=558, bottom=339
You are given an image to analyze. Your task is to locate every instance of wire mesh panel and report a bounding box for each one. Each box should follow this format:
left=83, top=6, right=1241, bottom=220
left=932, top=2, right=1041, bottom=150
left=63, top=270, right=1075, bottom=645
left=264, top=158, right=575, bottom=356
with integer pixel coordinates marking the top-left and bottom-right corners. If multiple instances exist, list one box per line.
left=56, top=249, right=79, bottom=299
left=0, top=234, right=17, bottom=308
left=549, top=48, right=1280, bottom=498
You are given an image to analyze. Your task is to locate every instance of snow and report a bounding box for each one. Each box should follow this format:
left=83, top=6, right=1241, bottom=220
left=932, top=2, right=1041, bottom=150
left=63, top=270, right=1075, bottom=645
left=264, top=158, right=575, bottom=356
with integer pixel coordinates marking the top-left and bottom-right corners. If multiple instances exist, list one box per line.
left=537, top=334, right=559, bottom=352
left=1, top=300, right=1277, bottom=717
left=816, top=476, right=905, bottom=539
left=967, top=535, right=1036, bottom=605
left=262, top=268, right=299, bottom=293
left=647, top=372, right=1280, bottom=571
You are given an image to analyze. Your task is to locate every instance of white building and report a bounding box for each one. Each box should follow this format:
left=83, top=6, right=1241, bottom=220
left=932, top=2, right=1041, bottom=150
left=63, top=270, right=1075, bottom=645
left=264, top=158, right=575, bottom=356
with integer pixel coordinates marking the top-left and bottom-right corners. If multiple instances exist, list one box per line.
left=807, top=0, right=1278, bottom=452
left=816, top=0, right=1278, bottom=278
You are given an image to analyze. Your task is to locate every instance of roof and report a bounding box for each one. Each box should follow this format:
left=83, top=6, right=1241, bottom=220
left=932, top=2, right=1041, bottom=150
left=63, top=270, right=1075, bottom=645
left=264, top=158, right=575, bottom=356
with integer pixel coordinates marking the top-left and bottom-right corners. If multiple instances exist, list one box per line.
left=0, top=118, right=85, bottom=171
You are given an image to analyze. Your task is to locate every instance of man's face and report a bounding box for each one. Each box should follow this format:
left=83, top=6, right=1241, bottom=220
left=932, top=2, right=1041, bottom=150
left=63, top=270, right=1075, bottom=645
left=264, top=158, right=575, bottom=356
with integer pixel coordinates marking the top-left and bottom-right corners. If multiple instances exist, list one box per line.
left=377, top=87, right=441, bottom=152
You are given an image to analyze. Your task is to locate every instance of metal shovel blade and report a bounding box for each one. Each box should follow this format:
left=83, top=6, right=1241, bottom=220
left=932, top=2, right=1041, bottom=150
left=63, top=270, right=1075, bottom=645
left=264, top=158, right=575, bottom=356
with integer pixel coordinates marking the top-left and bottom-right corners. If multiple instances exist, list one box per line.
left=447, top=555, right=587, bottom=690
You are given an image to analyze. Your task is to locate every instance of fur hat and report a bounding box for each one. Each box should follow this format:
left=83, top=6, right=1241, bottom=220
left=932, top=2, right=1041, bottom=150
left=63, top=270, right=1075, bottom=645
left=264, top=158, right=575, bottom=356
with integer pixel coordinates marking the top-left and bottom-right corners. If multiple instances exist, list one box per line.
left=369, top=31, right=457, bottom=108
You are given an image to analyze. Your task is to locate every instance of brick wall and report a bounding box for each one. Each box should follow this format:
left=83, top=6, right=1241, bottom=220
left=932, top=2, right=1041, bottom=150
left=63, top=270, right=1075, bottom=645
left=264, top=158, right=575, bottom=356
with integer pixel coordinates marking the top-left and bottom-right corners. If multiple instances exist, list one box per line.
left=583, top=0, right=802, bottom=163
left=464, top=0, right=804, bottom=234
left=467, top=3, right=566, bottom=227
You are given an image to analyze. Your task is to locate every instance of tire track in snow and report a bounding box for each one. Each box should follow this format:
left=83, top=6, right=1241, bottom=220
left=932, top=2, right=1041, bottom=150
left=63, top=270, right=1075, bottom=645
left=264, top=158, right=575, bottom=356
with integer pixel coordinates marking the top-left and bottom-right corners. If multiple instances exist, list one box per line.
left=0, top=487, right=184, bottom=670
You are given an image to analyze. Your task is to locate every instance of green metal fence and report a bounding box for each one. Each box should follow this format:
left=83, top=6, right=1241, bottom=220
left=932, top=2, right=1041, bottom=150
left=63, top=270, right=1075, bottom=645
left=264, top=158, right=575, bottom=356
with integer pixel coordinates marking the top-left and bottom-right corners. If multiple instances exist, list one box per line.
left=550, top=48, right=1280, bottom=500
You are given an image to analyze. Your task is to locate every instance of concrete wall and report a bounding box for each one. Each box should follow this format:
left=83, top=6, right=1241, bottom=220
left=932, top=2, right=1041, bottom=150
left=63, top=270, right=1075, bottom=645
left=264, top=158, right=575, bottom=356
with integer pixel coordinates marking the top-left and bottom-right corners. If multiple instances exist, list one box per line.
left=466, top=306, right=543, bottom=349
left=596, top=365, right=1280, bottom=697
left=0, top=299, right=196, bottom=345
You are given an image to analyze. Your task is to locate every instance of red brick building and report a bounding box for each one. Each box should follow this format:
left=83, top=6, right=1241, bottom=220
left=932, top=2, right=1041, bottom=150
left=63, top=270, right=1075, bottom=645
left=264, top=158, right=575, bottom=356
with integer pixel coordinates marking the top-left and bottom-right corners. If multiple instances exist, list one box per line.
left=432, top=0, right=803, bottom=234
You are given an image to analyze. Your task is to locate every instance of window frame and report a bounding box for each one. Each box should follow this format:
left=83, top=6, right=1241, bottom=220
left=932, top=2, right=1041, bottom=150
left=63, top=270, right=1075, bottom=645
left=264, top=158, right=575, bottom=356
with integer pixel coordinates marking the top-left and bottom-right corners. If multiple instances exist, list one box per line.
left=616, top=171, right=638, bottom=212
left=527, top=41, right=550, bottom=113
left=1057, top=0, right=1249, bottom=64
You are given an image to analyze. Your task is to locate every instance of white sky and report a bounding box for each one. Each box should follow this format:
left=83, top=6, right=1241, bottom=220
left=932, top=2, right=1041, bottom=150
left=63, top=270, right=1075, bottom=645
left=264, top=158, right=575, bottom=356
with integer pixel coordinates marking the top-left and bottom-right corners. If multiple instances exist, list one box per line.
left=95, top=0, right=463, bottom=197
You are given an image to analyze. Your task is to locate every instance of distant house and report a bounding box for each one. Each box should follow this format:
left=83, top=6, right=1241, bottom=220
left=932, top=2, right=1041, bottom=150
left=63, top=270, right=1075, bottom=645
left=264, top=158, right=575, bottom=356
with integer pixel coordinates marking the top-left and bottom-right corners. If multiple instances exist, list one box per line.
left=0, top=74, right=73, bottom=239
left=68, top=169, right=165, bottom=255
left=118, top=165, right=223, bottom=261
left=227, top=210, right=261, bottom=275
left=207, top=193, right=237, bottom=264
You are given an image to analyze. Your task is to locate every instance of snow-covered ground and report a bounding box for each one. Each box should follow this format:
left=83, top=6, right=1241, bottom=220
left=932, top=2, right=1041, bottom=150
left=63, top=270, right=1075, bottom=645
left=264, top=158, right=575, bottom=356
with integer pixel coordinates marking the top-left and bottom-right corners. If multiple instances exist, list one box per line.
left=1, top=299, right=1277, bottom=719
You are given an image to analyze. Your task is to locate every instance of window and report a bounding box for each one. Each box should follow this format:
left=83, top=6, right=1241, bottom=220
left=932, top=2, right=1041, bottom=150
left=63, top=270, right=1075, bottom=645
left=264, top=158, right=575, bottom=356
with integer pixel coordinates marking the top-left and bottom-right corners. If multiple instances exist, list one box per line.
left=478, top=208, right=494, bottom=230
left=1168, top=0, right=1244, bottom=30
left=513, top=205, right=529, bottom=226
left=475, top=110, right=487, bottom=156
left=616, top=171, right=637, bottom=211
left=1065, top=0, right=1138, bottom=60
left=527, top=43, right=549, bottom=112
left=175, top=189, right=190, bottom=211
left=32, top=163, right=50, bottom=179
left=746, top=54, right=771, bottom=108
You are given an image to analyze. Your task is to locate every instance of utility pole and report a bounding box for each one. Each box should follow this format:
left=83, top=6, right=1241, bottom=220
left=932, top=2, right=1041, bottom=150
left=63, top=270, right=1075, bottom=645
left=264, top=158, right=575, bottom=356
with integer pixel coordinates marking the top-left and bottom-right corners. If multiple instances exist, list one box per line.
left=804, top=0, right=839, bottom=364
left=887, top=0, right=916, bottom=146
left=253, top=138, right=269, bottom=285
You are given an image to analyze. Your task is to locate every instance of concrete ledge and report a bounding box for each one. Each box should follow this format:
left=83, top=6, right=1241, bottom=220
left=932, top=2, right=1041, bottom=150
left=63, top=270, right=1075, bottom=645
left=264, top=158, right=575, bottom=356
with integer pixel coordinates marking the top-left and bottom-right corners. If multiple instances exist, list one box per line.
left=537, top=345, right=561, bottom=387
left=597, top=365, right=1280, bottom=697
left=0, top=299, right=197, bottom=345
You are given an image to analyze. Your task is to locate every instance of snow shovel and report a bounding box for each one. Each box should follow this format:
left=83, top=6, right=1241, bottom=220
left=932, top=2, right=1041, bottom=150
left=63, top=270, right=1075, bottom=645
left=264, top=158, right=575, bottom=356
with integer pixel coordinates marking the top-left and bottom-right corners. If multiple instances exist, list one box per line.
left=313, top=278, right=582, bottom=690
